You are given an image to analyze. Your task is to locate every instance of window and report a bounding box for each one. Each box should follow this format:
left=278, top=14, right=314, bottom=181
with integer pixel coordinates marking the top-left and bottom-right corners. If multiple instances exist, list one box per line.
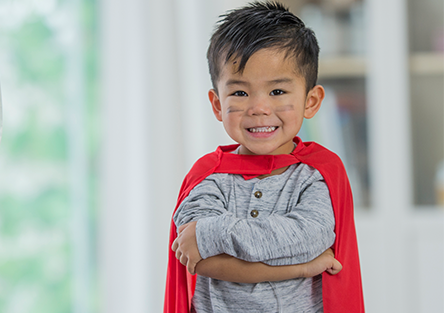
left=0, top=1, right=98, bottom=312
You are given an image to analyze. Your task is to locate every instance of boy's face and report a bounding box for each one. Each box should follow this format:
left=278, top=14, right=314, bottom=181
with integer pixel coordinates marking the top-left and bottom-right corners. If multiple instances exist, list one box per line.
left=209, top=48, right=324, bottom=155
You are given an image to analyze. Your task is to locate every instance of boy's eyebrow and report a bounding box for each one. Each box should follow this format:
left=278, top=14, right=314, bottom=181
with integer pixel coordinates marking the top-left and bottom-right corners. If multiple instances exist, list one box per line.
left=225, top=79, right=249, bottom=87
left=225, top=78, right=294, bottom=87
left=268, top=78, right=294, bottom=84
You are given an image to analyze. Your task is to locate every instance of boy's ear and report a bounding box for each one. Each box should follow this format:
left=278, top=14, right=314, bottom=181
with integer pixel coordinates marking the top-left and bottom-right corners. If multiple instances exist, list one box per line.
left=304, top=85, right=325, bottom=119
left=209, top=89, right=223, bottom=122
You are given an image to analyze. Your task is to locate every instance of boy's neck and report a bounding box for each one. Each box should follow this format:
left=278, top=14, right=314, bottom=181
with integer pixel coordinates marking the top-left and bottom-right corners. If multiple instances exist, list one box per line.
left=256, top=166, right=289, bottom=179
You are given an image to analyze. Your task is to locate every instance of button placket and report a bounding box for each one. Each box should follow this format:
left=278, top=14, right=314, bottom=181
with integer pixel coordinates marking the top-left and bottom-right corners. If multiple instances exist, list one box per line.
left=250, top=189, right=262, bottom=218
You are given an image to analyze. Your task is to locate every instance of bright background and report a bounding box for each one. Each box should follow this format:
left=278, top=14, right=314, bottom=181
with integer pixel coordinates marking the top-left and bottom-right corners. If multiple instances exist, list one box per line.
left=0, top=0, right=443, bottom=312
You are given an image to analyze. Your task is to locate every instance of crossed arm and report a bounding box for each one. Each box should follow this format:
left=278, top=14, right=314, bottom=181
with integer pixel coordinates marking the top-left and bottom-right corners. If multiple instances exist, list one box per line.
left=195, top=250, right=342, bottom=283
left=172, top=221, right=342, bottom=283
left=172, top=172, right=340, bottom=282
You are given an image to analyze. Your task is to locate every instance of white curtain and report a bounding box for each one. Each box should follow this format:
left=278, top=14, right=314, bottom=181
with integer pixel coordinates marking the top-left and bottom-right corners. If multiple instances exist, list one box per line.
left=98, top=0, right=246, bottom=312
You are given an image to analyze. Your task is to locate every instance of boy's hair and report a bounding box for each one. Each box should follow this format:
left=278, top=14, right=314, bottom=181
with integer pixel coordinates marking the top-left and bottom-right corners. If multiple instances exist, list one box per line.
left=207, top=1, right=319, bottom=94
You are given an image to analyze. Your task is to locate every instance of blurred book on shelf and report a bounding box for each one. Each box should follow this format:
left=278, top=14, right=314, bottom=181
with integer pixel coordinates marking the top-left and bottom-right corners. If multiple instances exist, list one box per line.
left=284, top=0, right=365, bottom=57
left=300, top=83, right=369, bottom=208
left=435, top=160, right=444, bottom=207
left=284, top=0, right=370, bottom=208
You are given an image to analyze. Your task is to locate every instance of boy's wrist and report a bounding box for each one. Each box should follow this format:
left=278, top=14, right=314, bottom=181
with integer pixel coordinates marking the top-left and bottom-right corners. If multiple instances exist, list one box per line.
left=300, top=263, right=310, bottom=278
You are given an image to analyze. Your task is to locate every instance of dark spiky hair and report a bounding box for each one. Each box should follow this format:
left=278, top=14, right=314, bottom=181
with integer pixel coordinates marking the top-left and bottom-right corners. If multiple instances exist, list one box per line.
left=207, top=1, right=319, bottom=94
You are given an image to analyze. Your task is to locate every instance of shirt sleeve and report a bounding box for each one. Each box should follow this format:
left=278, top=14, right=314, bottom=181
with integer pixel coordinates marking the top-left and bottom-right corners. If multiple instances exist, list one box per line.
left=173, top=174, right=228, bottom=226
left=174, top=170, right=336, bottom=266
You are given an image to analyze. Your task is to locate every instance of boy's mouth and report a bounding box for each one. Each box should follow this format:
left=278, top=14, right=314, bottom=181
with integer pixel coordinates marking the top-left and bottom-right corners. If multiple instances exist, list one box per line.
left=247, top=126, right=277, bottom=133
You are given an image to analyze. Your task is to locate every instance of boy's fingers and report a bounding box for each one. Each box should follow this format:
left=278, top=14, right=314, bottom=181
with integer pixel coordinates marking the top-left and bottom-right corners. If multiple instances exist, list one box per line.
left=171, top=238, right=178, bottom=252
left=177, top=223, right=188, bottom=233
left=173, top=248, right=180, bottom=261
left=178, top=221, right=197, bottom=234
left=179, top=254, right=188, bottom=267
left=187, top=261, right=196, bottom=275
left=334, top=259, right=343, bottom=272
left=327, top=267, right=341, bottom=275
left=326, top=258, right=343, bottom=275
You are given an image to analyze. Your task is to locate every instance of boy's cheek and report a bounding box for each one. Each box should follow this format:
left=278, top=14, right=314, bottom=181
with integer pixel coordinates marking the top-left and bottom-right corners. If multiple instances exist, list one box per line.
left=275, top=104, right=295, bottom=112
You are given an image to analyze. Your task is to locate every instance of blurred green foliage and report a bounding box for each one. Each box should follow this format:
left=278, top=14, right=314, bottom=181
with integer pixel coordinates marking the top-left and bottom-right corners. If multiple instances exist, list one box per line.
left=11, top=16, right=64, bottom=87
left=0, top=0, right=98, bottom=312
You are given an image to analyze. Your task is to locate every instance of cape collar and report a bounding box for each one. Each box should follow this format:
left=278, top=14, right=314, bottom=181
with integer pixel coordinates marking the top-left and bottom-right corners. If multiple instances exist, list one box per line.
left=213, top=137, right=304, bottom=180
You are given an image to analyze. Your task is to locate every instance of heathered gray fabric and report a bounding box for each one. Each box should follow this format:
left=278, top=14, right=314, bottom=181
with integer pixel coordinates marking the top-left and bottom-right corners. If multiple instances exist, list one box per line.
left=173, top=163, right=335, bottom=313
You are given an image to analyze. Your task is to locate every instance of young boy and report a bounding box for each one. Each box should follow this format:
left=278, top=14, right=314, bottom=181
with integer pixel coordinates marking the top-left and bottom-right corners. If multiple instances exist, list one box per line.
left=165, top=2, right=364, bottom=312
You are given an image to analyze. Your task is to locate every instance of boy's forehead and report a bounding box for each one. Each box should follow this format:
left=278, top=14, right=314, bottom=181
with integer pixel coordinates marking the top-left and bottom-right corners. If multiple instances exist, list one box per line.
left=219, top=48, right=300, bottom=79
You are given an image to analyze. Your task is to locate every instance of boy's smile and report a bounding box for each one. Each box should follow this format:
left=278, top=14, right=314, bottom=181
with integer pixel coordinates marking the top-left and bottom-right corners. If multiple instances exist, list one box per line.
left=209, top=48, right=324, bottom=155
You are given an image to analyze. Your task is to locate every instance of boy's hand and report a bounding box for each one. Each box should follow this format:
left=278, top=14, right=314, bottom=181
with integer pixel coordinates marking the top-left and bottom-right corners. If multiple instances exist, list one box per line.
left=303, top=248, right=342, bottom=278
left=171, top=221, right=202, bottom=275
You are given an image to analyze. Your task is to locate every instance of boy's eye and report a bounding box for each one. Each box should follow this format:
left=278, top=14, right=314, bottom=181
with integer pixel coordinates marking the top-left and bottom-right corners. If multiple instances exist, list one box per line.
left=270, top=89, right=285, bottom=96
left=233, top=90, right=248, bottom=97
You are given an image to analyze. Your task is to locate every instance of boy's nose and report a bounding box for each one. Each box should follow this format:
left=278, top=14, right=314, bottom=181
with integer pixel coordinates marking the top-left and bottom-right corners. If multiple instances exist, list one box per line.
left=247, top=98, right=272, bottom=116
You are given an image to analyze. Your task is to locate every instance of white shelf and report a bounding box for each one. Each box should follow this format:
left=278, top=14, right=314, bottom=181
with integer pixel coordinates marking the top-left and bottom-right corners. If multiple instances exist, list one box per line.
left=410, top=52, right=444, bottom=75
left=319, top=55, right=366, bottom=79
left=319, top=52, right=444, bottom=79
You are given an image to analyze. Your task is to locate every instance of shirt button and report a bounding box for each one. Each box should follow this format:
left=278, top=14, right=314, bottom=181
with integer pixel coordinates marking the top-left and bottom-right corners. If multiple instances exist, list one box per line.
left=250, top=210, right=259, bottom=218
left=254, top=191, right=262, bottom=198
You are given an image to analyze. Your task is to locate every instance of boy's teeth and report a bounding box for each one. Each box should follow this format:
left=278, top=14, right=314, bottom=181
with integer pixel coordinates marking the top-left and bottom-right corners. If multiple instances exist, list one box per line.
left=248, top=126, right=277, bottom=133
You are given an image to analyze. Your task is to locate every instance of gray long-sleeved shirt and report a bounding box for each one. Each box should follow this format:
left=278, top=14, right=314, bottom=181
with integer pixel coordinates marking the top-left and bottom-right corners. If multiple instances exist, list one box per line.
left=173, top=163, right=335, bottom=312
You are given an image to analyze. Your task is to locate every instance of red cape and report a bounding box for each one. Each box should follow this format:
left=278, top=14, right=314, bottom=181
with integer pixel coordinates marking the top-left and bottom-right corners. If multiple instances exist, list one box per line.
left=164, top=138, right=365, bottom=312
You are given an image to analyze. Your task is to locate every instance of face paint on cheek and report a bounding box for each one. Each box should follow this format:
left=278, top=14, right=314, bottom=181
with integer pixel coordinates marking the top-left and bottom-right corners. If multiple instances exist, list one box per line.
left=227, top=106, right=244, bottom=113
left=275, top=104, right=295, bottom=112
